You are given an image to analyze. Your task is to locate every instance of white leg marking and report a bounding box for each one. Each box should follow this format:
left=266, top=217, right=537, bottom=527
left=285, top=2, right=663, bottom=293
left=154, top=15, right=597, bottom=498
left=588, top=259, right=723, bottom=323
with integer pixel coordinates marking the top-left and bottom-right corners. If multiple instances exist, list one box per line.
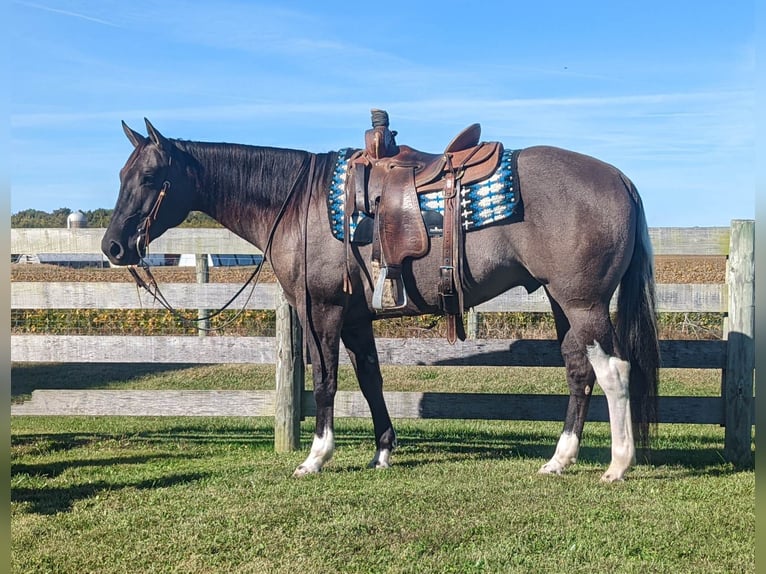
left=293, top=429, right=335, bottom=477
left=587, top=341, right=635, bottom=482
left=539, top=431, right=580, bottom=475
left=368, top=435, right=397, bottom=470
left=368, top=448, right=393, bottom=469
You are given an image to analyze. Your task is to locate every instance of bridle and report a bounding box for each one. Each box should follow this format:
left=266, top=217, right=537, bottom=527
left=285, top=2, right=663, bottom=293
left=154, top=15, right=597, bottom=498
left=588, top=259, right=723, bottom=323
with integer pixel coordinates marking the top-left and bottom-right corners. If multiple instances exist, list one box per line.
left=127, top=154, right=317, bottom=331
left=136, top=179, right=170, bottom=257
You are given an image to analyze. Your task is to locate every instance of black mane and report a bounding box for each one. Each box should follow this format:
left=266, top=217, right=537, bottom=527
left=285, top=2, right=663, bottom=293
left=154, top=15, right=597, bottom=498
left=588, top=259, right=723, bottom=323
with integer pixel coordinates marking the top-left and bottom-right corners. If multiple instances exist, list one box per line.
left=172, top=139, right=320, bottom=214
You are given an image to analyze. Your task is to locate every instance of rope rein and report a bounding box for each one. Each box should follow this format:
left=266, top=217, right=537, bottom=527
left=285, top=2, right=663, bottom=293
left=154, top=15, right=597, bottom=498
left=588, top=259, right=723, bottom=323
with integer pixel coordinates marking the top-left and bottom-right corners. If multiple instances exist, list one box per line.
left=127, top=154, right=317, bottom=332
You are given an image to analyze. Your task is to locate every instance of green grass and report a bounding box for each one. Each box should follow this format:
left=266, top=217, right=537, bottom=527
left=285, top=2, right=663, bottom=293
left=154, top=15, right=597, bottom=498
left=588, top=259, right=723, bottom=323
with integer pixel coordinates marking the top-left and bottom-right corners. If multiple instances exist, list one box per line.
left=11, top=363, right=752, bottom=572
left=11, top=416, right=753, bottom=574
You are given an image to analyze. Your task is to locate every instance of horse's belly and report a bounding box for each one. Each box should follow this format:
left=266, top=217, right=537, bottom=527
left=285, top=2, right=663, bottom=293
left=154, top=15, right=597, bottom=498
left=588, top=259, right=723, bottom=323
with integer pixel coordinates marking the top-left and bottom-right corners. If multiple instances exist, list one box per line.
left=403, top=228, right=539, bottom=311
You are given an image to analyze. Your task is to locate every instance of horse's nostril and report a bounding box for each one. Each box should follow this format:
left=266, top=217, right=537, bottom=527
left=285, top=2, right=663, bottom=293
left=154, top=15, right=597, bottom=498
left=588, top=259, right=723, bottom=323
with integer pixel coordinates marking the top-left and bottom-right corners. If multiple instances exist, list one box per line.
left=109, top=240, right=125, bottom=260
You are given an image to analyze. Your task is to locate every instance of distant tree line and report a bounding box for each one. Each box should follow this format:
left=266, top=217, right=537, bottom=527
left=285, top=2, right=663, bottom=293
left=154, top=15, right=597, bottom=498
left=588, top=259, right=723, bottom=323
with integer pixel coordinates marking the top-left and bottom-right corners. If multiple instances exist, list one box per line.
left=11, top=208, right=220, bottom=228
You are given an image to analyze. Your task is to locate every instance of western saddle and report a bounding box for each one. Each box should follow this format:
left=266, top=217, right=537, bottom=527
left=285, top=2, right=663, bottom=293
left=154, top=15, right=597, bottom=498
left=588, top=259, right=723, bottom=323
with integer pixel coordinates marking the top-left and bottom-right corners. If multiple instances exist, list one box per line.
left=346, top=109, right=503, bottom=343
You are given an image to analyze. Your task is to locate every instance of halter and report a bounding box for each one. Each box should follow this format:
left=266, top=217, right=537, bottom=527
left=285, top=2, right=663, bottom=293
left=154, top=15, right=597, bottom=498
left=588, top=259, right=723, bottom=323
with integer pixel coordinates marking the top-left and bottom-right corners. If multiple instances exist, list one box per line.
left=127, top=154, right=317, bottom=331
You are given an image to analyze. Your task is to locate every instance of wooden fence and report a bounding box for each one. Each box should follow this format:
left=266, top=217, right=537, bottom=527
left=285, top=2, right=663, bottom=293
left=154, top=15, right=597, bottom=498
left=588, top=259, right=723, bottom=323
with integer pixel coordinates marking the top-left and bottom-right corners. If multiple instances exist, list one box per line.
left=11, top=222, right=755, bottom=465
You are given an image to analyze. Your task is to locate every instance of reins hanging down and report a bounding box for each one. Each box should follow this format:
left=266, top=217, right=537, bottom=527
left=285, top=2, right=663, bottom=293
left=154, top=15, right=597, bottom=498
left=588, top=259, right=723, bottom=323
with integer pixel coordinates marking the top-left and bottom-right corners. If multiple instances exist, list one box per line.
left=127, top=259, right=263, bottom=332
left=127, top=153, right=317, bottom=332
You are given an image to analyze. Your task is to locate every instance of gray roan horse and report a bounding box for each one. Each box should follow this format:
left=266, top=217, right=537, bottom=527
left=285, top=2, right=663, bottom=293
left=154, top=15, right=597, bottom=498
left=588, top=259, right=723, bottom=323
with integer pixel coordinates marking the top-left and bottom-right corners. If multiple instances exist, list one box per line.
left=102, top=118, right=659, bottom=482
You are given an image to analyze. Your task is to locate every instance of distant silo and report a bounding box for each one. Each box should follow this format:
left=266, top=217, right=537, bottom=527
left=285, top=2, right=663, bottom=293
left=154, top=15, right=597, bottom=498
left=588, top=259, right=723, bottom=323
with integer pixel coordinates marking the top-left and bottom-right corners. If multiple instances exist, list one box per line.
left=67, top=211, right=87, bottom=228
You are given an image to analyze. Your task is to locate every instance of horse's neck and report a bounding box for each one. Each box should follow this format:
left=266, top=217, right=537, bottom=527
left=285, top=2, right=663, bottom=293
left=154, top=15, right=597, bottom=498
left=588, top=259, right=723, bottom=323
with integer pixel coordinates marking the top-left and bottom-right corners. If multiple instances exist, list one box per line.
left=186, top=142, right=313, bottom=250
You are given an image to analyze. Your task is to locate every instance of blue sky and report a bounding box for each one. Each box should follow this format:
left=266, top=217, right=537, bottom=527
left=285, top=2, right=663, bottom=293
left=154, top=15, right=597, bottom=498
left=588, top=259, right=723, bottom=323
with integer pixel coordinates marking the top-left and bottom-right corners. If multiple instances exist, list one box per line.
left=10, top=0, right=755, bottom=227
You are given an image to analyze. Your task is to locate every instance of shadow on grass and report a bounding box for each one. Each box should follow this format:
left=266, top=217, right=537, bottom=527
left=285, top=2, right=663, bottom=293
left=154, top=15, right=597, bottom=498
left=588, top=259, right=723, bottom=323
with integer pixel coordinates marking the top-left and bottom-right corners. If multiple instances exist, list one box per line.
left=12, top=471, right=209, bottom=515
left=333, top=424, right=746, bottom=476
left=12, top=453, right=194, bottom=479
left=11, top=362, right=201, bottom=398
left=12, top=423, right=278, bottom=453
left=12, top=419, right=748, bottom=515
left=11, top=422, right=288, bottom=515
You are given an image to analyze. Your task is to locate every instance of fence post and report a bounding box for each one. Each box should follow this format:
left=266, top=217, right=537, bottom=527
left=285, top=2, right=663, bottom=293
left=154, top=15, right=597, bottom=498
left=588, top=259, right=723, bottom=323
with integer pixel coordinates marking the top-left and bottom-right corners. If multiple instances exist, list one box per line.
left=467, top=309, right=481, bottom=339
left=274, top=287, right=304, bottom=452
left=723, top=219, right=754, bottom=466
left=195, top=254, right=210, bottom=336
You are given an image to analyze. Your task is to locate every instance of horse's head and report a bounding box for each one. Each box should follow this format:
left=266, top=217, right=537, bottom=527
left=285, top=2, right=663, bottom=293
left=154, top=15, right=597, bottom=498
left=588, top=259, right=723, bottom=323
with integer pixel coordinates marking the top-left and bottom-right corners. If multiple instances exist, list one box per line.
left=102, top=119, right=199, bottom=265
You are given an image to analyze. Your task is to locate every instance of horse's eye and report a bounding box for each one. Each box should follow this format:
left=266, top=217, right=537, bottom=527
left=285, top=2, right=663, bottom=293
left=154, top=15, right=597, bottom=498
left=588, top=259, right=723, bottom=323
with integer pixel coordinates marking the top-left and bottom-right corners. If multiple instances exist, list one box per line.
left=140, top=176, right=154, bottom=186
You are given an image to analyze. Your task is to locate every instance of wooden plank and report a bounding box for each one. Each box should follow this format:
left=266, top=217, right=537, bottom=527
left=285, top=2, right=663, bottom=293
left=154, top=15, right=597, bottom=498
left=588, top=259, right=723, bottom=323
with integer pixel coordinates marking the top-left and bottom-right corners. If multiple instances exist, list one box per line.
left=310, top=392, right=728, bottom=425
left=656, top=340, right=726, bottom=369
left=11, top=281, right=726, bottom=313
left=11, top=228, right=109, bottom=255
left=648, top=227, right=730, bottom=255
left=653, top=283, right=727, bottom=313
left=10, top=281, right=718, bottom=314
left=11, top=228, right=261, bottom=255
left=13, top=227, right=728, bottom=256
left=474, top=287, right=552, bottom=312
left=11, top=335, right=726, bottom=368
left=11, top=390, right=276, bottom=416
left=11, top=282, right=279, bottom=310
left=722, top=220, right=755, bottom=466
left=13, top=389, right=733, bottom=425
left=474, top=284, right=726, bottom=313
left=11, top=335, right=277, bottom=364
left=374, top=338, right=726, bottom=369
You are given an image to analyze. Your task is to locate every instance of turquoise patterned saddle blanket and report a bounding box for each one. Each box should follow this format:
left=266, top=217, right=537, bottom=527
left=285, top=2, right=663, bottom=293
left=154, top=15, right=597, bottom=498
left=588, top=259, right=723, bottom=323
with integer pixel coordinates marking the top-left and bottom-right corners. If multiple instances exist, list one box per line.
left=326, top=147, right=520, bottom=243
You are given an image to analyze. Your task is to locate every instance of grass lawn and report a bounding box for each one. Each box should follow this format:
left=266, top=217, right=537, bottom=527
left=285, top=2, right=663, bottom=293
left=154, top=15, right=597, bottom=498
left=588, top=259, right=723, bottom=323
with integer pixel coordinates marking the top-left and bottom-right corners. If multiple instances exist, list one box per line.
left=11, top=363, right=754, bottom=573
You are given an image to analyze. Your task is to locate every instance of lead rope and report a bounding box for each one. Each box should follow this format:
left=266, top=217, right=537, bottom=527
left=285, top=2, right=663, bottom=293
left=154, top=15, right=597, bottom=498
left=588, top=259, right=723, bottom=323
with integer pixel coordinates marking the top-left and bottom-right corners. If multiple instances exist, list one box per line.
left=128, top=153, right=316, bottom=332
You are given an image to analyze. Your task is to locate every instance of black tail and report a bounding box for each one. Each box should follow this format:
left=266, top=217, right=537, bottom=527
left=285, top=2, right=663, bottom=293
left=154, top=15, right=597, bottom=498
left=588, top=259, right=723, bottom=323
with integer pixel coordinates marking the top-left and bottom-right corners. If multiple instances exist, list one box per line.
left=616, top=179, right=660, bottom=448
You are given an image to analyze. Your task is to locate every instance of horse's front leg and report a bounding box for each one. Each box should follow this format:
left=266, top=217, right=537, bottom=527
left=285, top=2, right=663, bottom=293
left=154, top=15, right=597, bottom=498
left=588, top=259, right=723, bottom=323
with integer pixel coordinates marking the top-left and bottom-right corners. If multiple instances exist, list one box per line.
left=293, top=304, right=343, bottom=477
left=341, top=321, right=397, bottom=469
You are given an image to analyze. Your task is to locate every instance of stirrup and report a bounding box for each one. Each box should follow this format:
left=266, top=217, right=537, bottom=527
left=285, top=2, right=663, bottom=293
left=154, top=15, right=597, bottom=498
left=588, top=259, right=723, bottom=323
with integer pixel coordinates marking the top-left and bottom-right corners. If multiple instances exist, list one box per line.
left=372, top=266, right=408, bottom=310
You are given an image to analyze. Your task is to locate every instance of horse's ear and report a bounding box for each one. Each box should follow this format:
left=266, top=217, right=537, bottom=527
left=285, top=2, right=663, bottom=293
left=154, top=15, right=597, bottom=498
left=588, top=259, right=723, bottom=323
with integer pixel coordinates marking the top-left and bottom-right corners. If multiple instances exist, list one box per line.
left=122, top=120, right=147, bottom=148
left=144, top=118, right=170, bottom=150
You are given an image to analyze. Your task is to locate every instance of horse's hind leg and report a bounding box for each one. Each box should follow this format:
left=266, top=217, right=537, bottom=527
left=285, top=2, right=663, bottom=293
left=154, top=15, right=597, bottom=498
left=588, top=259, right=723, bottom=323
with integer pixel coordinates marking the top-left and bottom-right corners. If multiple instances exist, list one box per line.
left=341, top=321, right=397, bottom=469
left=539, top=300, right=636, bottom=481
left=586, top=340, right=635, bottom=482
left=539, top=294, right=595, bottom=476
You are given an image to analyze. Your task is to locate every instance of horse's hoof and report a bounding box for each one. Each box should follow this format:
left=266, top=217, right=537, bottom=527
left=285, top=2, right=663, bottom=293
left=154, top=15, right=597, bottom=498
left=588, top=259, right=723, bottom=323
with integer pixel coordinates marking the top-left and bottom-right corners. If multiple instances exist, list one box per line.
left=600, top=471, right=626, bottom=483
left=292, top=465, right=318, bottom=478
left=367, top=447, right=393, bottom=470
left=538, top=462, right=564, bottom=476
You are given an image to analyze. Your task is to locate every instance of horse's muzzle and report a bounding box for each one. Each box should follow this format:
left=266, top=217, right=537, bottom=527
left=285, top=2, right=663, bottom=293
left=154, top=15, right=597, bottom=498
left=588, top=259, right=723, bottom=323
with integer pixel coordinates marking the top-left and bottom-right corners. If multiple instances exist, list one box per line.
left=102, top=236, right=140, bottom=266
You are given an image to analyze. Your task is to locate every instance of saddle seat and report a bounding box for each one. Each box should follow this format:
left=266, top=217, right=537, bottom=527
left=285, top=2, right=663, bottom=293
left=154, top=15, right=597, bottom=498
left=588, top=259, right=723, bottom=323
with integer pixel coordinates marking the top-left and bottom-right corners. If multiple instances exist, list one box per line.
left=365, top=123, right=502, bottom=195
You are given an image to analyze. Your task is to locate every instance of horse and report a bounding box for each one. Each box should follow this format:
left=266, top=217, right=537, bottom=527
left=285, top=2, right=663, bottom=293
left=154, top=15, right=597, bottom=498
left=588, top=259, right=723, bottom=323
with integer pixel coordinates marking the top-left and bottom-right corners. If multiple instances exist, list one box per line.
left=102, top=118, right=659, bottom=482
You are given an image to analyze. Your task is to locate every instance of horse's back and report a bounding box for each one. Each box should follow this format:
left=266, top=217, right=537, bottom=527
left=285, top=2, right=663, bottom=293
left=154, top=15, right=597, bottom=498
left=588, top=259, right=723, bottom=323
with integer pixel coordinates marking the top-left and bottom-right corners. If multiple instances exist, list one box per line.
left=517, top=145, right=635, bottom=209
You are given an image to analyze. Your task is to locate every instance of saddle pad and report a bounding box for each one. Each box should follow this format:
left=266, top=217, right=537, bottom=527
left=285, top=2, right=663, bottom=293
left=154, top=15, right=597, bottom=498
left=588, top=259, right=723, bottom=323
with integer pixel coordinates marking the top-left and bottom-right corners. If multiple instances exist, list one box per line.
left=326, top=148, right=520, bottom=242
left=419, top=148, right=519, bottom=231
left=327, top=149, right=368, bottom=241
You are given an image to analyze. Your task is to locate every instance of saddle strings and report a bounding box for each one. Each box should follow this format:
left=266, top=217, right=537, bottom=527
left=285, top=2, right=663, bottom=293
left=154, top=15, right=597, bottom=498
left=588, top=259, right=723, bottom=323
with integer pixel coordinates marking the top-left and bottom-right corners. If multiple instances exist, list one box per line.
left=128, top=153, right=317, bottom=332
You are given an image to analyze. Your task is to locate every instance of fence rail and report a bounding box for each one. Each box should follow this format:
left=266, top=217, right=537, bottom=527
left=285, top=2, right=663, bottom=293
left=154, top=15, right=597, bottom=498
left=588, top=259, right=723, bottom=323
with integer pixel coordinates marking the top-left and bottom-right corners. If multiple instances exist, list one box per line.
left=11, top=222, right=755, bottom=466
left=11, top=281, right=728, bottom=313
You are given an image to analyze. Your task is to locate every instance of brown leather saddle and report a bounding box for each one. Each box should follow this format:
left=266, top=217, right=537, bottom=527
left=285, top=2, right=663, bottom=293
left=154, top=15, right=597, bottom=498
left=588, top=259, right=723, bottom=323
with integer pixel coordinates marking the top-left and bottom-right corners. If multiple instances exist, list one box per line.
left=346, top=109, right=503, bottom=343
